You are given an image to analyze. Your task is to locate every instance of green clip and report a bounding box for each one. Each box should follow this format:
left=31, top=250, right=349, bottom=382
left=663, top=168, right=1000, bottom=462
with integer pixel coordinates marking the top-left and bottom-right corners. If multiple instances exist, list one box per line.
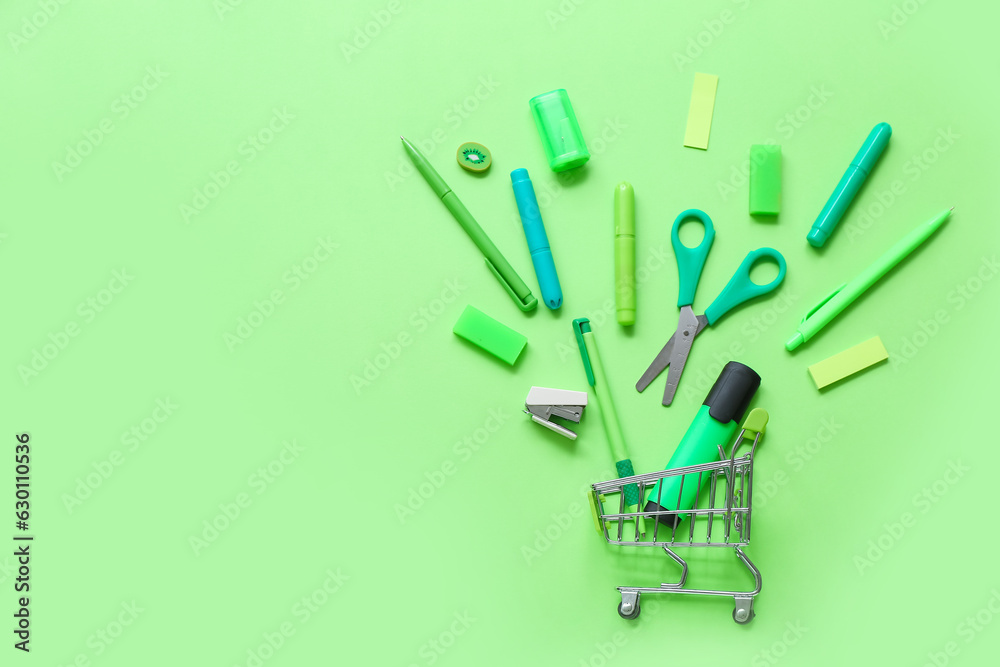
left=572, top=318, right=595, bottom=386
left=802, top=283, right=846, bottom=322
left=485, top=258, right=537, bottom=311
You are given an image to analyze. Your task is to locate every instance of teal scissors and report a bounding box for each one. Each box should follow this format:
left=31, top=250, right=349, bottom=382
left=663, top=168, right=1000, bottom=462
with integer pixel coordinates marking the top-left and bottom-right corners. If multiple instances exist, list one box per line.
left=637, top=209, right=787, bottom=406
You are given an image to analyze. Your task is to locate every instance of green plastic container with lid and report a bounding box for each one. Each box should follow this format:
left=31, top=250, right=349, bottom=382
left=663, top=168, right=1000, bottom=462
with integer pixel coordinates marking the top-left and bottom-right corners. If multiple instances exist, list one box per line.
left=529, top=89, right=590, bottom=172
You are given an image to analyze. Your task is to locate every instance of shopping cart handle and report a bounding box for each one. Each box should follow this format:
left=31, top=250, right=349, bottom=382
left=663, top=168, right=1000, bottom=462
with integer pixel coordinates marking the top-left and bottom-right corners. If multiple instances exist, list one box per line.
left=741, top=408, right=768, bottom=436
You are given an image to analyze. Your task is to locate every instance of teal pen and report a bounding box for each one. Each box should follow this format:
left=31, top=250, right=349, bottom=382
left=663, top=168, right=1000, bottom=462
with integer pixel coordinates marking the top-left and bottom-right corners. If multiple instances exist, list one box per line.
left=788, top=208, right=953, bottom=350
left=807, top=122, right=892, bottom=248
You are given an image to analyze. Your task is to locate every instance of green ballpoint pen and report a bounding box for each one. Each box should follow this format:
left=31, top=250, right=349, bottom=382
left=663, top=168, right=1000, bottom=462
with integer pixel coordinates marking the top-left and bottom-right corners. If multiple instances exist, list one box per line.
left=786, top=207, right=953, bottom=351
left=401, top=136, right=537, bottom=311
left=573, top=318, right=645, bottom=534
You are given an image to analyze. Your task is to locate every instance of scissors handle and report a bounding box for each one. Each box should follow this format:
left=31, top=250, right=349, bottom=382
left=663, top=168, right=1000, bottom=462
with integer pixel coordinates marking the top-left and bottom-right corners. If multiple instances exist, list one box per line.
left=671, top=209, right=715, bottom=308
left=704, top=247, right=787, bottom=326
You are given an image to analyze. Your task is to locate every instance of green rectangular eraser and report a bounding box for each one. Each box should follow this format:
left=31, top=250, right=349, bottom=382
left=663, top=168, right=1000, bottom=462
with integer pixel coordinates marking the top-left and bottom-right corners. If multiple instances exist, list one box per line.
left=453, top=305, right=527, bottom=365
left=749, top=144, right=781, bottom=215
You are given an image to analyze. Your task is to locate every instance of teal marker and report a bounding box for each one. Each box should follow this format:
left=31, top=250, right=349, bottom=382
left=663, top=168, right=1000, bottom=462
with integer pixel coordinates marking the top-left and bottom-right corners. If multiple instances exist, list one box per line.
left=511, top=168, right=563, bottom=309
left=645, top=362, right=760, bottom=527
left=807, top=122, right=892, bottom=248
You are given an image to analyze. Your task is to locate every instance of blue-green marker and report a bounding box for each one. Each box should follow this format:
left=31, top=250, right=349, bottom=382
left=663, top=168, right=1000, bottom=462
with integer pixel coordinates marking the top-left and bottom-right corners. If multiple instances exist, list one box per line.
left=807, top=122, right=892, bottom=248
left=512, top=168, right=563, bottom=309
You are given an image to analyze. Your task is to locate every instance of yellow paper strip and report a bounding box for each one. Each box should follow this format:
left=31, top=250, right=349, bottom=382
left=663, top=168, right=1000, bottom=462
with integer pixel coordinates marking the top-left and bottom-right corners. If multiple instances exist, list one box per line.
left=683, top=72, right=719, bottom=150
left=808, top=336, right=889, bottom=389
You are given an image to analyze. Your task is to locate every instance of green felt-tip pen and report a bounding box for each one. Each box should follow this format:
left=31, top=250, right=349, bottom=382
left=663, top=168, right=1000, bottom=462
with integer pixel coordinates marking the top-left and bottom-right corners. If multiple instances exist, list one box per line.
left=401, top=136, right=537, bottom=311
left=787, top=207, right=953, bottom=351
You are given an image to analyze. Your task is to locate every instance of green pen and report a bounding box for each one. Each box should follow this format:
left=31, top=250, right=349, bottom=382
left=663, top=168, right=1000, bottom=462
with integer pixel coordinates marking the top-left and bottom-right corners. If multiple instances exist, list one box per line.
left=573, top=318, right=644, bottom=533
left=786, top=208, right=953, bottom=351
left=401, top=137, right=537, bottom=311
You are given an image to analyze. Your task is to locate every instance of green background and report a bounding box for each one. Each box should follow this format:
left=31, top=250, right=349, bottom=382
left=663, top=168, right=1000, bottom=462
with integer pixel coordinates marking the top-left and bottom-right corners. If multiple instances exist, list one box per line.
left=4, top=0, right=999, bottom=664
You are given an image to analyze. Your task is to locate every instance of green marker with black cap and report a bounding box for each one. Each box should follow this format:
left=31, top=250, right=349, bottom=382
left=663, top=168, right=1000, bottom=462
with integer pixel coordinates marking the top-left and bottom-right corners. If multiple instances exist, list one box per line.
left=645, top=361, right=761, bottom=527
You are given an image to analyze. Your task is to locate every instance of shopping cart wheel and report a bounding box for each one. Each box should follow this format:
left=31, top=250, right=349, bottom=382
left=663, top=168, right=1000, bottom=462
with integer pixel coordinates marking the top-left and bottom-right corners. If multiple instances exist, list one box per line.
left=617, top=601, right=640, bottom=620
left=617, top=591, right=640, bottom=620
left=732, top=598, right=754, bottom=624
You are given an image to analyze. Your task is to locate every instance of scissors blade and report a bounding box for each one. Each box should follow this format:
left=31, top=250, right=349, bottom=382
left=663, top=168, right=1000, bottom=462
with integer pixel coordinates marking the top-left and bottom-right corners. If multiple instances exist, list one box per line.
left=661, top=308, right=705, bottom=406
left=636, top=332, right=676, bottom=392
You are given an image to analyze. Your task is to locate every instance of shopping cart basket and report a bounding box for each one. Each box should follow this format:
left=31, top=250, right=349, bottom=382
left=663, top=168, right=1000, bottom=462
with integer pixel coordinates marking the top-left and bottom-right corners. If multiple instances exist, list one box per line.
left=587, top=408, right=768, bottom=624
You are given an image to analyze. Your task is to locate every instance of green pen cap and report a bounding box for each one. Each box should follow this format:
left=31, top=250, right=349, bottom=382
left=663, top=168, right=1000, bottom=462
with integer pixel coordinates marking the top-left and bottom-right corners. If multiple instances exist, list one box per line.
left=529, top=89, right=590, bottom=172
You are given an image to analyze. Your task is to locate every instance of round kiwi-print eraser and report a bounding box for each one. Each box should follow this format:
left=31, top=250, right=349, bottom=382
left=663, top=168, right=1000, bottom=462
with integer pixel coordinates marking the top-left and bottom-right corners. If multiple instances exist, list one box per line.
left=456, top=142, right=492, bottom=172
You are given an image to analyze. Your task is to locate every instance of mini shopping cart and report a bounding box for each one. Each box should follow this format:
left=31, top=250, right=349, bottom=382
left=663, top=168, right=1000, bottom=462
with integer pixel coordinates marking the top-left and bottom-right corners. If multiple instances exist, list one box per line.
left=587, top=409, right=768, bottom=624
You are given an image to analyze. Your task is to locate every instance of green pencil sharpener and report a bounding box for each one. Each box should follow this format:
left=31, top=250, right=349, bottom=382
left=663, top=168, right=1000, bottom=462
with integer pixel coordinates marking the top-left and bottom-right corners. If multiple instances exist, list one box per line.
left=529, top=89, right=590, bottom=172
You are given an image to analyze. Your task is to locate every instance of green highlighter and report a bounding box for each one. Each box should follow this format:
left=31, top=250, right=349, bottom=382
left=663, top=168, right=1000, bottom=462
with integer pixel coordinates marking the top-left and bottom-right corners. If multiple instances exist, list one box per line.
left=614, top=182, right=636, bottom=325
left=645, top=362, right=761, bottom=527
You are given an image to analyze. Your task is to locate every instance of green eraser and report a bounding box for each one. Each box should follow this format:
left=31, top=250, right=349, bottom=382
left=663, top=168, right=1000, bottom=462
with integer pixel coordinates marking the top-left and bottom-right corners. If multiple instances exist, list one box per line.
left=749, top=144, right=781, bottom=216
left=453, top=305, right=527, bottom=365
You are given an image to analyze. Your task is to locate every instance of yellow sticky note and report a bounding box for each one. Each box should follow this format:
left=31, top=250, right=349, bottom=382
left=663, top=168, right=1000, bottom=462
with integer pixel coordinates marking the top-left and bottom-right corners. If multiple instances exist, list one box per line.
left=683, top=72, right=719, bottom=150
left=808, top=337, right=889, bottom=389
